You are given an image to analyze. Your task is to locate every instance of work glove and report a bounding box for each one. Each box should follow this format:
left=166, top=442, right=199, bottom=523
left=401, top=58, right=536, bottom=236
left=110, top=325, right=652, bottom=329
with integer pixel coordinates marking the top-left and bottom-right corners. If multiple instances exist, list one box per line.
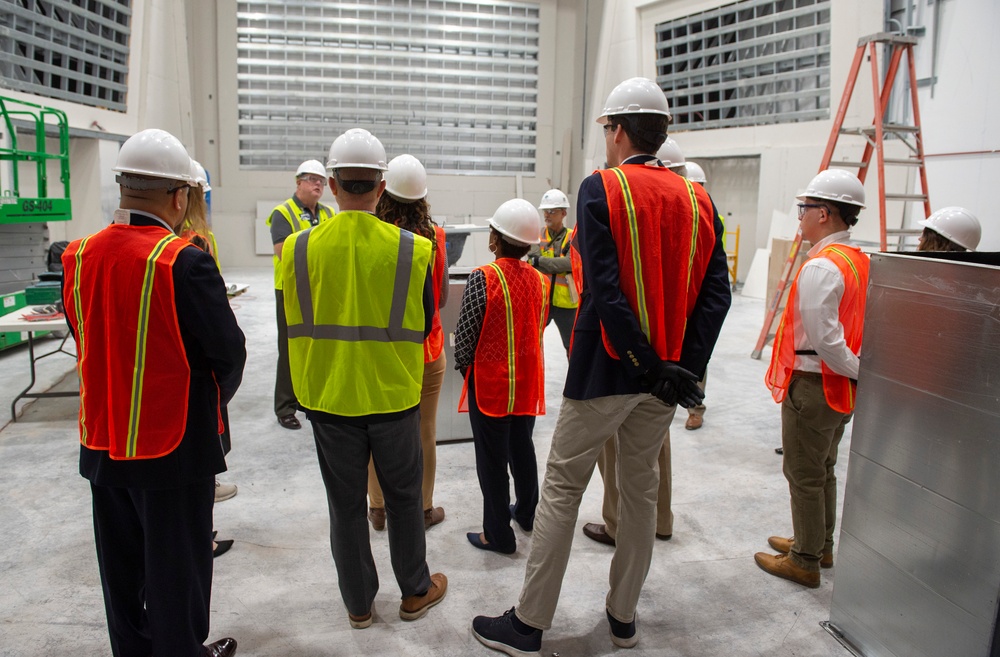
left=647, top=361, right=704, bottom=409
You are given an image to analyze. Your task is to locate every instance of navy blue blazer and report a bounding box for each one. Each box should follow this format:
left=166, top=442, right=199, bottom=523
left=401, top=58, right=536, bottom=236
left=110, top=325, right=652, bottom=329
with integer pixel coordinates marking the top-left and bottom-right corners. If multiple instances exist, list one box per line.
left=563, top=155, right=732, bottom=401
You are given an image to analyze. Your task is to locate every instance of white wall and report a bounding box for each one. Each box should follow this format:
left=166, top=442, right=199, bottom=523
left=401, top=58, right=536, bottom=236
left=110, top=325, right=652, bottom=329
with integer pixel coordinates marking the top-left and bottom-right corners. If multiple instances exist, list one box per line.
left=911, top=0, right=999, bottom=251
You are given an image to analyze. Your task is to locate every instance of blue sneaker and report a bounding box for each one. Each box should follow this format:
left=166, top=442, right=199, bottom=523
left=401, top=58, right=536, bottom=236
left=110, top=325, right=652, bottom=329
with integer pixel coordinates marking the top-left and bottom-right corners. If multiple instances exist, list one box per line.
left=607, top=609, right=638, bottom=648
left=472, top=607, right=542, bottom=656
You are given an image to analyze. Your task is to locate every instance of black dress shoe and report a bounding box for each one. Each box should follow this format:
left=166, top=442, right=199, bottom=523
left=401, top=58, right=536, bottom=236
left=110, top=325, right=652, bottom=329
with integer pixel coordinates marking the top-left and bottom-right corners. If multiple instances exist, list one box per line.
left=582, top=523, right=616, bottom=546
left=467, top=532, right=516, bottom=554
left=278, top=414, right=301, bottom=430
left=213, top=539, right=234, bottom=558
left=655, top=533, right=672, bottom=541
left=204, top=637, right=237, bottom=657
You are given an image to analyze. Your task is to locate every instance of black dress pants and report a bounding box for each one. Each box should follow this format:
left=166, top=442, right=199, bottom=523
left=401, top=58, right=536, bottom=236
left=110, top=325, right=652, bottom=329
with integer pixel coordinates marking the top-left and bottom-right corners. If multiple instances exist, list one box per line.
left=467, top=372, right=539, bottom=552
left=91, top=477, right=214, bottom=657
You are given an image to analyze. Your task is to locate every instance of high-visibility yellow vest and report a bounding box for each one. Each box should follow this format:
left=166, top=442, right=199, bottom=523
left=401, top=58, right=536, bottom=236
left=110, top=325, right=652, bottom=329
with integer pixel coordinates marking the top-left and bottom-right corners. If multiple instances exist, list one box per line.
left=281, top=211, right=432, bottom=416
left=267, top=197, right=335, bottom=290
left=540, top=227, right=578, bottom=309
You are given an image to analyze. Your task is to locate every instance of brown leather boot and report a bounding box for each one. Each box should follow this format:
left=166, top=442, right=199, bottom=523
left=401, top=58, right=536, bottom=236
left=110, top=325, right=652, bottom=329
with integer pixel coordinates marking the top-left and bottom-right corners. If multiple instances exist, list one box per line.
left=754, top=552, right=820, bottom=588
left=424, top=506, right=445, bottom=529
left=399, top=573, right=448, bottom=620
left=767, top=536, right=833, bottom=568
left=368, top=507, right=386, bottom=531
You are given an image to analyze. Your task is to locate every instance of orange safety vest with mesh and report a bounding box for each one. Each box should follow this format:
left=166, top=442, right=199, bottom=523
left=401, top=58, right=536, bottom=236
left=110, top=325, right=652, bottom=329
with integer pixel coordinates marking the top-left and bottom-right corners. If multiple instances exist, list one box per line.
left=765, top=243, right=869, bottom=414
left=62, top=225, right=206, bottom=460
left=424, top=225, right=447, bottom=363
left=597, top=165, right=716, bottom=361
left=459, top=258, right=548, bottom=418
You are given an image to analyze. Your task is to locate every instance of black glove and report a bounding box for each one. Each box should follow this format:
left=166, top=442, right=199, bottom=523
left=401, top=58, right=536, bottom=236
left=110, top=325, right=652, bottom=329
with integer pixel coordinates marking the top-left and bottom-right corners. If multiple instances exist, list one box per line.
left=647, top=361, right=702, bottom=408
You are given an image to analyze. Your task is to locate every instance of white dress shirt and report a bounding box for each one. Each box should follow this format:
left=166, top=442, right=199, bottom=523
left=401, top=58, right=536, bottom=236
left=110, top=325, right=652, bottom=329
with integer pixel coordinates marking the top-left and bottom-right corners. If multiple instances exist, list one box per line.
left=791, top=230, right=860, bottom=380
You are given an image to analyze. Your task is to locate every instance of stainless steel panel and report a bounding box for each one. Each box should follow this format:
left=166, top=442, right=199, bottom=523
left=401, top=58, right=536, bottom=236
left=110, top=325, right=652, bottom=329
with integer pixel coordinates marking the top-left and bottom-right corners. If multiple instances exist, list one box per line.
left=436, top=278, right=472, bottom=443
left=830, top=253, right=1000, bottom=657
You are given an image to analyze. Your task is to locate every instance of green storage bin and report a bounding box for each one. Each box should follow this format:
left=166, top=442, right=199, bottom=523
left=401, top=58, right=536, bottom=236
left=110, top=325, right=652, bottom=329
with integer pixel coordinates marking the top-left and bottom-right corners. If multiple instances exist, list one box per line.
left=24, top=281, right=62, bottom=305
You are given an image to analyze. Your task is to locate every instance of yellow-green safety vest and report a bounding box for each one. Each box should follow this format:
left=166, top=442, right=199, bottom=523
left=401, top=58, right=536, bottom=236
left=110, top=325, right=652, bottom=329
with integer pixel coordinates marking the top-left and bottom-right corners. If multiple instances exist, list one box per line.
left=281, top=211, right=432, bottom=416
left=267, top=197, right=335, bottom=290
left=540, top=227, right=578, bottom=309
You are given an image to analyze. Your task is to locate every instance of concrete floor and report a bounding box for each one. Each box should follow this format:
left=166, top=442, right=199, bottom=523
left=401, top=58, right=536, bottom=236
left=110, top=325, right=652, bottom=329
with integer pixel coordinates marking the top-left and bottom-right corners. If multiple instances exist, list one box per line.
left=0, top=266, right=852, bottom=657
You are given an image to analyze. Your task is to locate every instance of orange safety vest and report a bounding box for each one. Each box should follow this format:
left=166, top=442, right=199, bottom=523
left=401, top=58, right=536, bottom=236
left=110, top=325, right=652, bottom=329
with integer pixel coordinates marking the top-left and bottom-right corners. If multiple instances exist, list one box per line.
left=597, top=165, right=716, bottom=361
left=423, top=225, right=447, bottom=363
left=459, top=258, right=548, bottom=417
left=62, top=225, right=206, bottom=459
left=765, top=243, right=869, bottom=413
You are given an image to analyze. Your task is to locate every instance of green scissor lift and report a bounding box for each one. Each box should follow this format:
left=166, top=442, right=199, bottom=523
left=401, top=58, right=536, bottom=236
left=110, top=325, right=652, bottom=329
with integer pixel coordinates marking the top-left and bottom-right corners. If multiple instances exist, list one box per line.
left=0, top=95, right=72, bottom=224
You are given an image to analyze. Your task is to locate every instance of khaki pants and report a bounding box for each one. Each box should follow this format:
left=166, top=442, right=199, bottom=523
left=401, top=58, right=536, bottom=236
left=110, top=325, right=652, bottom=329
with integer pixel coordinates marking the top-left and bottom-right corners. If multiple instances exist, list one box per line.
left=781, top=372, right=851, bottom=572
left=368, top=353, right=447, bottom=511
left=516, top=394, right=674, bottom=630
left=597, top=414, right=675, bottom=539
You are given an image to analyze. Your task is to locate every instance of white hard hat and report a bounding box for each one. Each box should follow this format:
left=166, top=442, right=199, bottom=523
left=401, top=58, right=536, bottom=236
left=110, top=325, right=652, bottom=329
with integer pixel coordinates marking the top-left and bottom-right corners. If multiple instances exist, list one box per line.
left=656, top=137, right=686, bottom=169
left=190, top=160, right=211, bottom=192
left=326, top=128, right=388, bottom=171
left=538, top=189, right=569, bottom=210
left=918, top=206, right=981, bottom=251
left=489, top=198, right=541, bottom=246
left=684, top=161, right=707, bottom=184
left=596, top=77, right=672, bottom=124
left=797, top=169, right=866, bottom=208
left=385, top=154, right=428, bottom=201
left=113, top=128, right=194, bottom=186
left=296, top=159, right=328, bottom=179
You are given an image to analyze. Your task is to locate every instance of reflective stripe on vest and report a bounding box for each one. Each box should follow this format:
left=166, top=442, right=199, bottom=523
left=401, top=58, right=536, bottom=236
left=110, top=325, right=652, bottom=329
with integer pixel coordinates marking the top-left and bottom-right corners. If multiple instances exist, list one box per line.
left=459, top=259, right=547, bottom=418
left=282, top=212, right=432, bottom=416
left=599, top=166, right=714, bottom=361
left=270, top=198, right=334, bottom=290
left=288, top=227, right=424, bottom=344
left=62, top=225, right=193, bottom=460
left=764, top=243, right=869, bottom=413
left=540, top=227, right=578, bottom=309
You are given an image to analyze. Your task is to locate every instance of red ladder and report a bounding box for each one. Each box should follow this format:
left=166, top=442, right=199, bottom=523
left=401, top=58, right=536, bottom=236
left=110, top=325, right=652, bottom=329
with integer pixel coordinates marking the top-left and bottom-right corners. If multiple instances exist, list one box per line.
left=751, top=32, right=931, bottom=360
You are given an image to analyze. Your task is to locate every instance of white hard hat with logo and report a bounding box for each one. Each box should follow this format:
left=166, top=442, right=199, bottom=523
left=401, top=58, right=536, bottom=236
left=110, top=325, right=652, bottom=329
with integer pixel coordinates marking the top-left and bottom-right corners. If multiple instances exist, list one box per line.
left=191, top=160, right=211, bottom=192
left=296, top=159, right=327, bottom=179
left=918, top=206, right=981, bottom=251
left=656, top=137, right=686, bottom=169
left=385, top=154, right=428, bottom=201
left=538, top=189, right=569, bottom=210
left=490, top=199, right=542, bottom=246
left=326, top=128, right=388, bottom=171
left=113, top=128, right=194, bottom=189
left=797, top=169, right=866, bottom=208
left=684, top=161, right=707, bottom=184
left=596, top=77, right=672, bottom=124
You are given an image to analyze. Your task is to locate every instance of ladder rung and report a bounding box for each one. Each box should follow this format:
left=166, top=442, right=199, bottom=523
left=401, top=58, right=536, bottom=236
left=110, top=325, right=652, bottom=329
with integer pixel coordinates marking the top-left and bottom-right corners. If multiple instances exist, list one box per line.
left=883, top=158, right=924, bottom=166
left=829, top=161, right=868, bottom=168
left=885, top=228, right=922, bottom=235
left=885, top=193, right=928, bottom=201
left=840, top=124, right=920, bottom=136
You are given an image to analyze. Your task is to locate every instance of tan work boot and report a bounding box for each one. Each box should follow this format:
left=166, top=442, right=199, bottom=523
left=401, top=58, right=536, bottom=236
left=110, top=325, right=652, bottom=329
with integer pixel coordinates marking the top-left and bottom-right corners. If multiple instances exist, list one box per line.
left=399, top=573, right=448, bottom=620
left=767, top=536, right=833, bottom=569
left=754, top=552, right=820, bottom=588
left=685, top=414, right=703, bottom=430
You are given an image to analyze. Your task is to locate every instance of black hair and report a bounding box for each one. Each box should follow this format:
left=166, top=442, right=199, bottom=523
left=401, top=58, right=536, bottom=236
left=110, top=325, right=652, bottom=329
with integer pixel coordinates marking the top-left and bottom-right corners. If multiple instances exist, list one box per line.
left=607, top=114, right=669, bottom=154
left=491, top=227, right=531, bottom=260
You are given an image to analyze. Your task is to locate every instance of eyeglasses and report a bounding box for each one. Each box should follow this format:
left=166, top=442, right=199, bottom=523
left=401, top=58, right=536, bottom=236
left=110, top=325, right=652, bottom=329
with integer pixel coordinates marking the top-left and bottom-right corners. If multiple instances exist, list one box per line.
left=543, top=209, right=562, bottom=216
left=299, top=175, right=325, bottom=185
left=797, top=203, right=826, bottom=218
